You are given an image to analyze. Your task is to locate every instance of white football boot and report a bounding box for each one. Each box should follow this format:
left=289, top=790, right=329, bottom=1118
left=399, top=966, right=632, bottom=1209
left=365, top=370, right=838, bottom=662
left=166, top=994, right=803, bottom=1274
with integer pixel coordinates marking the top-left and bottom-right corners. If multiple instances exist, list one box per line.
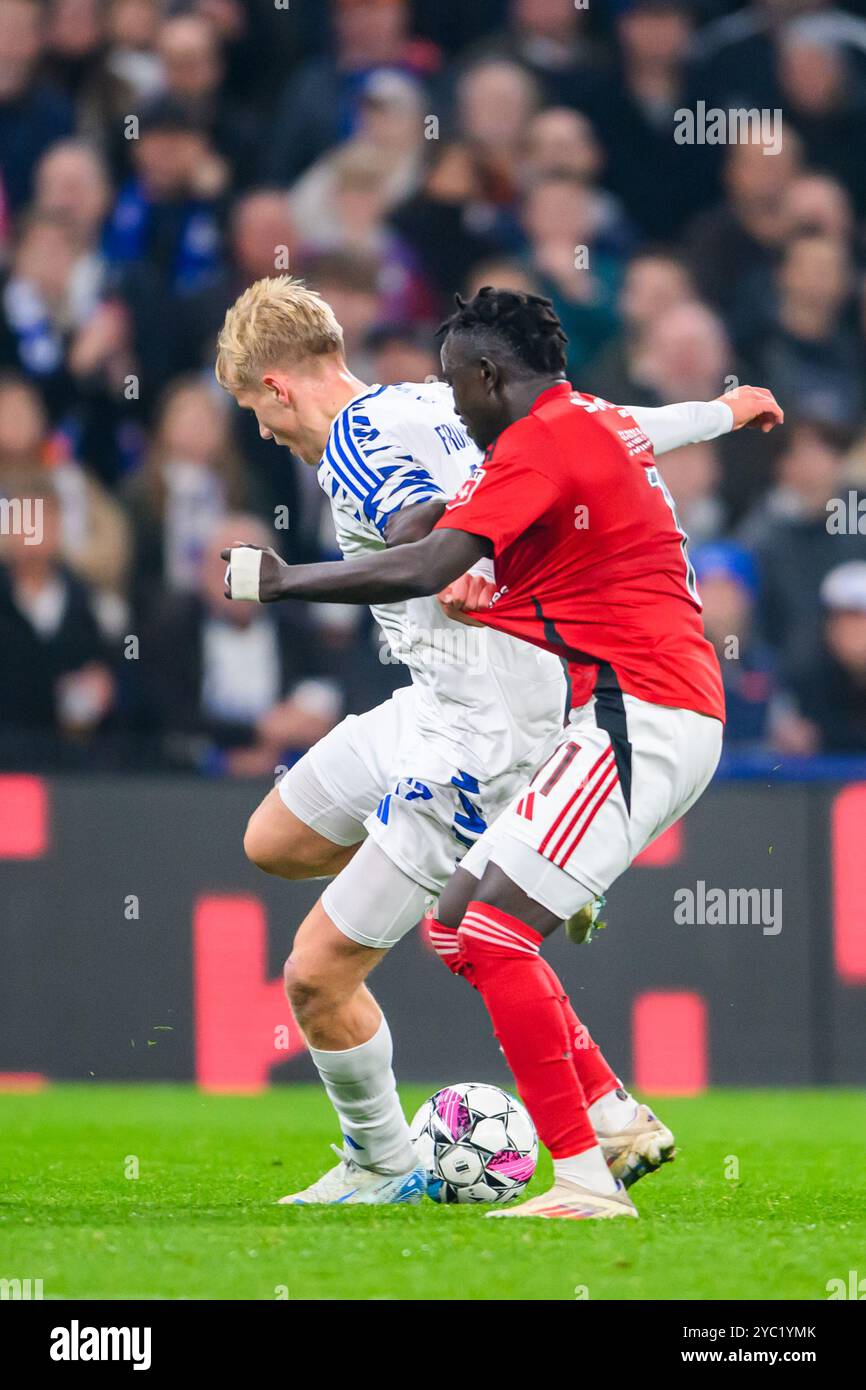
left=599, top=1104, right=676, bottom=1189
left=278, top=1144, right=427, bottom=1206
left=485, top=1175, right=638, bottom=1221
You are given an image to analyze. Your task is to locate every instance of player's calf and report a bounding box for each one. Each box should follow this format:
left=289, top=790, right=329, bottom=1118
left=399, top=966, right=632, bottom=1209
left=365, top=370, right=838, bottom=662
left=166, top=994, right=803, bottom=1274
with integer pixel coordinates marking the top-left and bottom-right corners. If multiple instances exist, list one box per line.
left=282, top=900, right=418, bottom=1184
left=283, top=901, right=385, bottom=1046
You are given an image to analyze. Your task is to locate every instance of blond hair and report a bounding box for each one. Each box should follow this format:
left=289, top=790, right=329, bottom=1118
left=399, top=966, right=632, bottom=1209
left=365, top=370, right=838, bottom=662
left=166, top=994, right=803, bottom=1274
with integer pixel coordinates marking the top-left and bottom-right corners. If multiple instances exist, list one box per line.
left=215, top=275, right=344, bottom=389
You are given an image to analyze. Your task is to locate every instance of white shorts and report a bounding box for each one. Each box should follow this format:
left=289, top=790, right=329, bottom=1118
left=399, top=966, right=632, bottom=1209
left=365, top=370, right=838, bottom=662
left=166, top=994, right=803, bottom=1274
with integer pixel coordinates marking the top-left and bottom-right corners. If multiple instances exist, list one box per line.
left=460, top=693, right=723, bottom=921
left=278, top=688, right=547, bottom=946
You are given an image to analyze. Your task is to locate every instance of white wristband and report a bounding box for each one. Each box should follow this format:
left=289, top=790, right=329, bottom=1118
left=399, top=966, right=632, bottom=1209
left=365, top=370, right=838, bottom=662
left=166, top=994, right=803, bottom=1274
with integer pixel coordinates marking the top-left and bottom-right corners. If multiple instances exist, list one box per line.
left=228, top=547, right=263, bottom=602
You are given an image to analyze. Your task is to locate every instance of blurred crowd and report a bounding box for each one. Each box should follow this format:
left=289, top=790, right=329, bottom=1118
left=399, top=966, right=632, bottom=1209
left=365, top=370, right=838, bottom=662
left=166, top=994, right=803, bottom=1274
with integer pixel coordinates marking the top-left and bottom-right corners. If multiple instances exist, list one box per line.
left=2, top=0, right=866, bottom=774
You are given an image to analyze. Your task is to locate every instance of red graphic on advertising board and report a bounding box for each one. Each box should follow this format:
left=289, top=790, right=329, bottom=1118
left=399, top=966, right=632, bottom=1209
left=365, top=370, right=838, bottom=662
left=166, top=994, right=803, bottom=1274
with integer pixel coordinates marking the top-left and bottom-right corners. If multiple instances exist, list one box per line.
left=193, top=894, right=306, bottom=1091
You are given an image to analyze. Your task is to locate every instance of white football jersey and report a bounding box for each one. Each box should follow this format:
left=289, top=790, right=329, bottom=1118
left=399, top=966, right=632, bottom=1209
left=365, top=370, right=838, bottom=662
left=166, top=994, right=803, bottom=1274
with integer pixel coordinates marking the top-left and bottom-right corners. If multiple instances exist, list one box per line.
left=318, top=381, right=567, bottom=782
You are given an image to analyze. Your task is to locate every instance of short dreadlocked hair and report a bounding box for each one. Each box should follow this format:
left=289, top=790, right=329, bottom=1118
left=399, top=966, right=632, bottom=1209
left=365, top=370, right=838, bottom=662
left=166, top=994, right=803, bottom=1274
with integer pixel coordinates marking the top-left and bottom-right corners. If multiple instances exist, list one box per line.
left=438, top=286, right=569, bottom=377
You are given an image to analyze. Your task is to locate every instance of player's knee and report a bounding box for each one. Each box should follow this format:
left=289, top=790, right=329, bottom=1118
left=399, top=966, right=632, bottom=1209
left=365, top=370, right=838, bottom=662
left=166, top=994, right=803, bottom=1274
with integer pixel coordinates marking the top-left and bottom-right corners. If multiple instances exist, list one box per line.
left=283, top=952, right=324, bottom=1018
left=283, top=950, right=344, bottom=1022
left=242, top=816, right=270, bottom=870
left=243, top=814, right=285, bottom=875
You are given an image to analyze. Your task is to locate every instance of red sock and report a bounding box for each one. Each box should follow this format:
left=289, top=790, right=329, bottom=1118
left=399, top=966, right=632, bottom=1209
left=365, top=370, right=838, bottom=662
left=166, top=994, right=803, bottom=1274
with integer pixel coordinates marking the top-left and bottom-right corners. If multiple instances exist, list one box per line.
left=456, top=902, right=598, bottom=1158
left=546, top=970, right=621, bottom=1108
left=425, top=911, right=466, bottom=977
left=429, top=912, right=620, bottom=1106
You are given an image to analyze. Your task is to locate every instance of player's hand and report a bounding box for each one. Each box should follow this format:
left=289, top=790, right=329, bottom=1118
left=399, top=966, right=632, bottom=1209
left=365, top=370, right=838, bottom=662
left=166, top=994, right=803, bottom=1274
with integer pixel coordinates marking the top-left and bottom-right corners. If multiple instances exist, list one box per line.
left=718, top=386, right=784, bottom=433
left=437, top=572, right=495, bottom=626
left=221, top=544, right=289, bottom=603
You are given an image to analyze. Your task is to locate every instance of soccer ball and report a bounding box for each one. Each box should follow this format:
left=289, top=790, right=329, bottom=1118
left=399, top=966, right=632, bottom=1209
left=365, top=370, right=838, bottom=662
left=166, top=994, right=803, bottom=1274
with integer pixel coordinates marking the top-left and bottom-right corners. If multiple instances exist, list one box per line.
left=410, top=1082, right=538, bottom=1204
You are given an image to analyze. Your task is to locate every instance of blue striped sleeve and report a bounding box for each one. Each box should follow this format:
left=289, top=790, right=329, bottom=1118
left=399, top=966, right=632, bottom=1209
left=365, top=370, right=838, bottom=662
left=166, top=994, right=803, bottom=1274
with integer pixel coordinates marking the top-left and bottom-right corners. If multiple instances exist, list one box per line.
left=322, top=403, right=444, bottom=536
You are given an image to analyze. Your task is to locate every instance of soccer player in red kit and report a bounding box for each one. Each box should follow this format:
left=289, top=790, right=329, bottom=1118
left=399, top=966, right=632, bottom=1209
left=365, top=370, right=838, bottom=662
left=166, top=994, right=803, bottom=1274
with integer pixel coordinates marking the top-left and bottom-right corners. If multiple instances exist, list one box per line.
left=223, top=288, right=783, bottom=1220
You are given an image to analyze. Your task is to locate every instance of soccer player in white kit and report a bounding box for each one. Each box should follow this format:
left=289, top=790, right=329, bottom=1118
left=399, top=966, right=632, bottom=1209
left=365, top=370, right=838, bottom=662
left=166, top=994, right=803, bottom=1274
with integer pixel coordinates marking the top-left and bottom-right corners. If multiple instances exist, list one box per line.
left=216, top=276, right=753, bottom=1206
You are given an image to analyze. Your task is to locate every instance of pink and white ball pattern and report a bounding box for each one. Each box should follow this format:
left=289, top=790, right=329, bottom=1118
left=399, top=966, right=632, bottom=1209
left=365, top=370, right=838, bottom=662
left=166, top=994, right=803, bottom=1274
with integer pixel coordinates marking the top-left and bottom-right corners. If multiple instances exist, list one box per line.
left=410, top=1082, right=538, bottom=1204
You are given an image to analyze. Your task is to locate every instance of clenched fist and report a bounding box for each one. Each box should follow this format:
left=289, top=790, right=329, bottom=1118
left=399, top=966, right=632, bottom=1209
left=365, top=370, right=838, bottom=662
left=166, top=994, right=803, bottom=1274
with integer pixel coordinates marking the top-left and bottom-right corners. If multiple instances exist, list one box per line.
left=221, top=544, right=290, bottom=603
left=437, top=571, right=496, bottom=626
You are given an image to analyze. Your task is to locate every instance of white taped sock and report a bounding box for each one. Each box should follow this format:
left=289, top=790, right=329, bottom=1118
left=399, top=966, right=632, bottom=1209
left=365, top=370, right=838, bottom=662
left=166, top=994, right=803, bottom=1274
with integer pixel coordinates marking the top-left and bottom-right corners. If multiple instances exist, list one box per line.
left=308, top=1016, right=416, bottom=1174
left=554, top=1144, right=618, bottom=1195
left=589, top=1086, right=639, bottom=1135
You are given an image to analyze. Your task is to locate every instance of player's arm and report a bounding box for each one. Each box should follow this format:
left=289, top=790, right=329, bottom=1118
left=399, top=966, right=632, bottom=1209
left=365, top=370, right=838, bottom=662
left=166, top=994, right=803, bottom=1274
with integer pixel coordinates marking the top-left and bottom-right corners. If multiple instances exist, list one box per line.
left=629, top=387, right=783, bottom=456
left=383, top=498, right=447, bottom=547
left=225, top=420, right=555, bottom=609
left=222, top=528, right=490, bottom=606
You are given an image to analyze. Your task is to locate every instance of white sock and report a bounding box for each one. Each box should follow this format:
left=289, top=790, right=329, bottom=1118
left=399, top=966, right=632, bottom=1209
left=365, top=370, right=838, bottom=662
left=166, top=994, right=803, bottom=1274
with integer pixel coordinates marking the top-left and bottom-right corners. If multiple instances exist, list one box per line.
left=588, top=1086, right=639, bottom=1136
left=307, top=1016, right=417, bottom=1174
left=554, top=1144, right=618, bottom=1195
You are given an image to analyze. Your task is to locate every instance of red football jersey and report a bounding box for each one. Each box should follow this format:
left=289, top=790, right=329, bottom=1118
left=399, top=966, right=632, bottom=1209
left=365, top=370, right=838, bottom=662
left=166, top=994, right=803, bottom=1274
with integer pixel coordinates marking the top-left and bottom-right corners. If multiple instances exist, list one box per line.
left=436, top=383, right=725, bottom=722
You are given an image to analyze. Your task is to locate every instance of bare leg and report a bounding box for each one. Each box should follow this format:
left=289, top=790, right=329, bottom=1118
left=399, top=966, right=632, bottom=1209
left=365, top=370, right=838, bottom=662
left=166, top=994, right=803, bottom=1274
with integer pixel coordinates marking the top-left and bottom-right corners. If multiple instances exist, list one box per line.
left=244, top=787, right=360, bottom=880
left=284, top=898, right=387, bottom=1050
left=283, top=898, right=416, bottom=1174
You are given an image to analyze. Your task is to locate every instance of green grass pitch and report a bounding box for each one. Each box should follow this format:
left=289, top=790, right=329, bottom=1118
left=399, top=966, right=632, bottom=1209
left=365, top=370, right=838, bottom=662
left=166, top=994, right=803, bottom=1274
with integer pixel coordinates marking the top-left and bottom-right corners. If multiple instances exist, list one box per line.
left=1, top=1084, right=863, bottom=1301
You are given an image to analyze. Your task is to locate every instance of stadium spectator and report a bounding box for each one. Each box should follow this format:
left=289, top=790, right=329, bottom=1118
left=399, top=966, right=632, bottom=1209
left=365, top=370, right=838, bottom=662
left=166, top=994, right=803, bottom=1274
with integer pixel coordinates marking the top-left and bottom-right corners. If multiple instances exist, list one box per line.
left=156, top=11, right=261, bottom=192
left=788, top=560, right=866, bottom=752
left=453, top=58, right=541, bottom=237
left=0, top=374, right=130, bottom=600
left=100, top=95, right=229, bottom=410
left=264, top=0, right=439, bottom=185
left=298, top=249, right=382, bottom=382
left=740, top=233, right=864, bottom=431
left=782, top=170, right=855, bottom=241
left=290, top=70, right=425, bottom=245
left=122, top=376, right=254, bottom=613
left=463, top=258, right=544, bottom=301
left=0, top=476, right=118, bottom=759
left=464, top=0, right=604, bottom=109
left=692, top=541, right=779, bottom=749
left=42, top=0, right=105, bottom=106
left=294, top=144, right=436, bottom=325
left=740, top=417, right=866, bottom=675
left=173, top=190, right=299, bottom=369
left=523, top=107, right=636, bottom=258
left=134, top=514, right=342, bottom=775
left=632, top=300, right=777, bottom=517
left=366, top=322, right=441, bottom=385
left=72, top=0, right=164, bottom=176
left=103, top=95, right=228, bottom=295
left=166, top=191, right=310, bottom=558
left=389, top=142, right=506, bottom=305
left=681, top=135, right=803, bottom=341
left=584, top=248, right=695, bottom=401
left=524, top=106, right=604, bottom=182
left=0, top=202, right=139, bottom=485
left=589, top=0, right=718, bottom=240
left=0, top=0, right=74, bottom=212
left=173, top=189, right=301, bottom=375
left=519, top=173, right=621, bottom=373
left=637, top=300, right=732, bottom=405
left=34, top=138, right=111, bottom=260
left=688, top=0, right=866, bottom=113
left=777, top=20, right=866, bottom=213
left=0, top=210, right=88, bottom=416
left=654, top=440, right=727, bottom=546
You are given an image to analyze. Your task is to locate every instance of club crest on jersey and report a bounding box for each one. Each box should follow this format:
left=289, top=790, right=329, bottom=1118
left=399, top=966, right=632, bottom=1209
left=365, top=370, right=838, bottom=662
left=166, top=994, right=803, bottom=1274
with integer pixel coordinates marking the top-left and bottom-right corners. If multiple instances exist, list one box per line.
left=446, top=467, right=486, bottom=509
